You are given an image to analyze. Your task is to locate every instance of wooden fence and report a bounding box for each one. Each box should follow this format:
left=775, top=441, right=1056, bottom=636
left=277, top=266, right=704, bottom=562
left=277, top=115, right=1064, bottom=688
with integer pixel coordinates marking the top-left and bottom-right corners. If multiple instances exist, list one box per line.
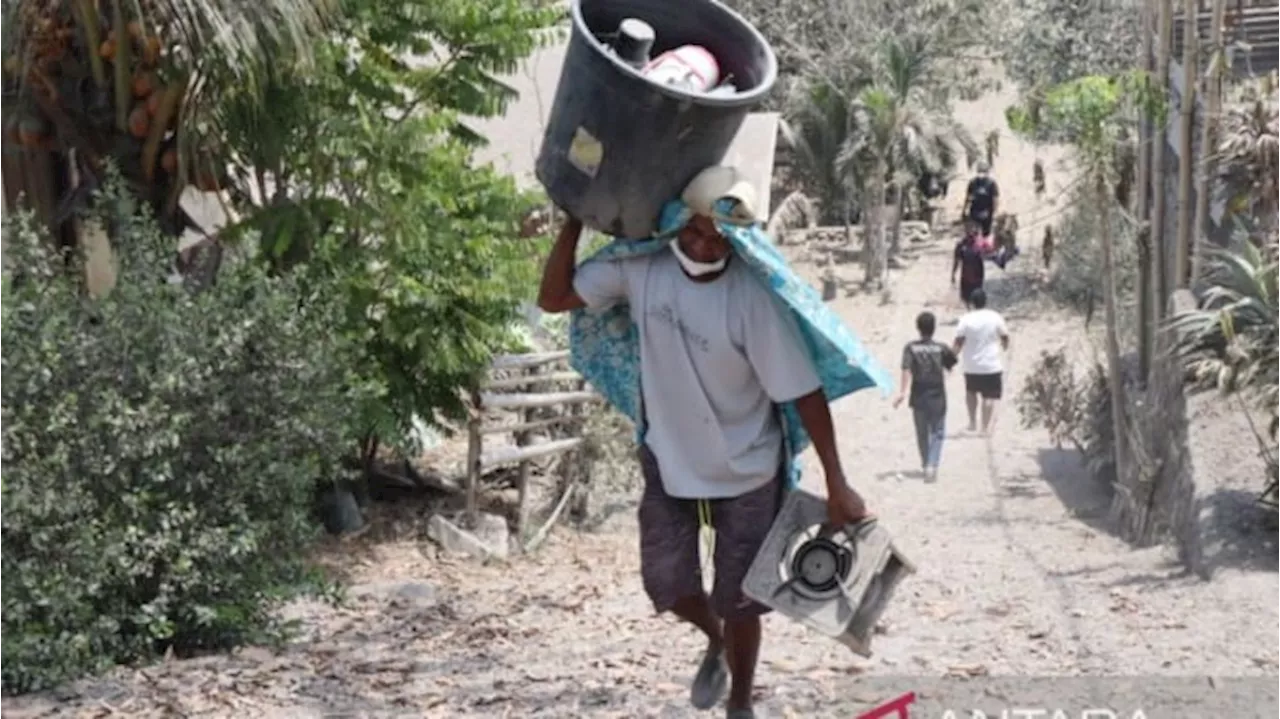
left=465, top=350, right=601, bottom=549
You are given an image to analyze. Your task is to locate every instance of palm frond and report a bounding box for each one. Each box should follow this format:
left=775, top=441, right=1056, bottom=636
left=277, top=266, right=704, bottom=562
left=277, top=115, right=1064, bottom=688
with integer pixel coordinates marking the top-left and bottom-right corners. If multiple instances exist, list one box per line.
left=1166, top=235, right=1279, bottom=414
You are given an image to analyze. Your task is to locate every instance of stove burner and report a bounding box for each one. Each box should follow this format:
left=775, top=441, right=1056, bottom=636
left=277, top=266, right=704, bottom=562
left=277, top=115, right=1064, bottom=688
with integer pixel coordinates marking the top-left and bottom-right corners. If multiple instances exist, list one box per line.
left=790, top=536, right=853, bottom=594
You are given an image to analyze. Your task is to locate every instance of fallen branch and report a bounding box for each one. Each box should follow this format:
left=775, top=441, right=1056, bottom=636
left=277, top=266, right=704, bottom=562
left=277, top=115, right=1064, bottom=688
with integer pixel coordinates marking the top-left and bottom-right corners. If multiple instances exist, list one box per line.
left=523, top=479, right=576, bottom=553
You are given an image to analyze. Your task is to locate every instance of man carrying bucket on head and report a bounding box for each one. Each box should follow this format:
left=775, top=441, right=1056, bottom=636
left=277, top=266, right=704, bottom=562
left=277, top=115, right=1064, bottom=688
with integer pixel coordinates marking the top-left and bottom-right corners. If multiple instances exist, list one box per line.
left=537, top=166, right=873, bottom=719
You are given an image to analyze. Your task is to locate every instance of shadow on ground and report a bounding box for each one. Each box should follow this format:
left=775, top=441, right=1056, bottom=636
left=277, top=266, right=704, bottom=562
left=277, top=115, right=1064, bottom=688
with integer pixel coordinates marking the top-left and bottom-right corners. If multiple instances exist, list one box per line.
left=1192, top=488, right=1280, bottom=576
left=983, top=268, right=1053, bottom=319
left=1033, top=447, right=1117, bottom=535
left=1031, top=447, right=1279, bottom=578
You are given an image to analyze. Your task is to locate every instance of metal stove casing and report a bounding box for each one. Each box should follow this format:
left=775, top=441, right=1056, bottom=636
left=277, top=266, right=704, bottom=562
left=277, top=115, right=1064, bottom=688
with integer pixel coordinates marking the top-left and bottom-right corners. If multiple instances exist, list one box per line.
left=742, top=489, right=915, bottom=657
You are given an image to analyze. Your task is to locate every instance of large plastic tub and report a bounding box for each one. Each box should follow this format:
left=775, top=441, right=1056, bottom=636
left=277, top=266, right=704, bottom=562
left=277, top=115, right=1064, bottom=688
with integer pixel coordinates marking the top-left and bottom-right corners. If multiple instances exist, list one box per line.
left=534, top=0, right=777, bottom=239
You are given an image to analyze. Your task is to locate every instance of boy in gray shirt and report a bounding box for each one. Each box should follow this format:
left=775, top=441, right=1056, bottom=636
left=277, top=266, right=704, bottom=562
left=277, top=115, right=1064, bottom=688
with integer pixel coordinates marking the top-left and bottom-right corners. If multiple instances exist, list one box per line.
left=893, top=311, right=957, bottom=481
left=536, top=166, right=870, bottom=719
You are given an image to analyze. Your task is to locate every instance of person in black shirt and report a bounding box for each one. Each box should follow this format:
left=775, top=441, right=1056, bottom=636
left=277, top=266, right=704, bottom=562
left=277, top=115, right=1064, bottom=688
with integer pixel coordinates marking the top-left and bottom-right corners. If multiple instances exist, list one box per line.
left=962, top=161, right=999, bottom=237
left=893, top=311, right=958, bottom=482
left=951, top=220, right=986, bottom=308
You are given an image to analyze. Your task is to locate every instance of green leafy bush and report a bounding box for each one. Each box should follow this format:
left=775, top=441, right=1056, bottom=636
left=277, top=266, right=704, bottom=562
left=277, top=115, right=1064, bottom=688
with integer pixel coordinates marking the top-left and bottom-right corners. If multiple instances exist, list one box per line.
left=1168, top=235, right=1278, bottom=420
left=1017, top=349, right=1117, bottom=483
left=1, top=182, right=362, bottom=695
left=214, top=0, right=561, bottom=450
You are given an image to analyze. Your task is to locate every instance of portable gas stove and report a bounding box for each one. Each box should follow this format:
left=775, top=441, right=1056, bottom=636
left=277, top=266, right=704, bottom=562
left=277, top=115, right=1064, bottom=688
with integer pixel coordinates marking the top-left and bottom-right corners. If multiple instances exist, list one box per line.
left=742, top=489, right=915, bottom=657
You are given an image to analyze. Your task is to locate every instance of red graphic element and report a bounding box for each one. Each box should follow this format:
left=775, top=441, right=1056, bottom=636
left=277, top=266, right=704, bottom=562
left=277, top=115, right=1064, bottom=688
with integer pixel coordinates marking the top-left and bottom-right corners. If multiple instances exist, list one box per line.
left=855, top=691, right=917, bottom=719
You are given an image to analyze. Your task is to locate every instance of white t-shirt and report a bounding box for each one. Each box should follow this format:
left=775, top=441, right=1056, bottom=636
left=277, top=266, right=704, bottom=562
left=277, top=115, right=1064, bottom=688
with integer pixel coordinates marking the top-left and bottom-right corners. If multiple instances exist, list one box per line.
left=574, top=250, right=821, bottom=499
left=955, top=308, right=1008, bottom=375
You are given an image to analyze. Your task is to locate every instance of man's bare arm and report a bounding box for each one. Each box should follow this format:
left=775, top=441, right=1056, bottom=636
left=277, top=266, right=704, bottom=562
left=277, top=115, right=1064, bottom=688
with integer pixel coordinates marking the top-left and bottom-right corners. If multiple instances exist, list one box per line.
left=952, top=336, right=966, bottom=356
left=536, top=217, right=587, bottom=313
left=794, top=389, right=846, bottom=492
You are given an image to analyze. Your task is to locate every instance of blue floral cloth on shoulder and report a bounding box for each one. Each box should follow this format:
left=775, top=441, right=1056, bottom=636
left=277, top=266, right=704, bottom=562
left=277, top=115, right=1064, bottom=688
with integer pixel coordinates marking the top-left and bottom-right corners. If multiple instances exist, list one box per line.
left=568, top=199, right=894, bottom=490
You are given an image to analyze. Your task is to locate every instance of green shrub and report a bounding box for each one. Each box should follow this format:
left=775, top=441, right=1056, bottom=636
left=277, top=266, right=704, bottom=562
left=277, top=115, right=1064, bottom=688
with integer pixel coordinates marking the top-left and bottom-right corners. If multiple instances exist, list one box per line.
left=1, top=182, right=362, bottom=695
left=1017, top=348, right=1117, bottom=483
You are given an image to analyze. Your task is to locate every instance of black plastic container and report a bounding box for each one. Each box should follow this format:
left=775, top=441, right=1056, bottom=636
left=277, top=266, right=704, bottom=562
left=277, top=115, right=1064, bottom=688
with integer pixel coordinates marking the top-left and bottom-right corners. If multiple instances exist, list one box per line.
left=535, top=0, right=777, bottom=239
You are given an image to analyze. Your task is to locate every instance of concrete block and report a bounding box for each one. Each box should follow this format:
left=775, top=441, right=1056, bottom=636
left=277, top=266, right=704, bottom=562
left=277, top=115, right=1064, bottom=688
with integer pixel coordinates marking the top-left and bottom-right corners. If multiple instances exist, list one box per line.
left=427, top=513, right=510, bottom=560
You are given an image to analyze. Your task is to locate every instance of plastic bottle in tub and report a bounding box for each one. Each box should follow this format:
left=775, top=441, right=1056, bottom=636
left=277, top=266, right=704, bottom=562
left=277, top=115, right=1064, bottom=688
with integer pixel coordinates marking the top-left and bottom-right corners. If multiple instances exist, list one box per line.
left=641, top=45, right=720, bottom=93
left=609, top=18, right=656, bottom=69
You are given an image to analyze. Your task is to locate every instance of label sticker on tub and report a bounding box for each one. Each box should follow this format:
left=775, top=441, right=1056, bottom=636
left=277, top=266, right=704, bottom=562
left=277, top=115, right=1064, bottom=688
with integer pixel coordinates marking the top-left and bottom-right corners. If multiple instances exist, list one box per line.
left=567, top=126, right=603, bottom=178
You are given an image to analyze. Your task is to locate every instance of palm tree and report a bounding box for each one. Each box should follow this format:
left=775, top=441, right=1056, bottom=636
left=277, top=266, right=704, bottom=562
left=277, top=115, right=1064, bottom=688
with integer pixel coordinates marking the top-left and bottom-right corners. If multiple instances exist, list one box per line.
left=1, top=0, right=337, bottom=248
left=779, top=74, right=869, bottom=228
left=836, top=36, right=978, bottom=286
left=782, top=35, right=977, bottom=287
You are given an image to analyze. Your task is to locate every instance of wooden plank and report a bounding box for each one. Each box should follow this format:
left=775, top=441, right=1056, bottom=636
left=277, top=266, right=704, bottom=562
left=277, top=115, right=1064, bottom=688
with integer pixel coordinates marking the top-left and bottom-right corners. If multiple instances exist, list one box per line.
left=480, top=437, right=584, bottom=469
left=490, top=350, right=570, bottom=371
left=1172, top=7, right=1278, bottom=42
left=1175, top=1, right=1277, bottom=16
left=484, top=370, right=582, bottom=390
left=480, top=415, right=585, bottom=436
left=478, top=390, right=598, bottom=410
left=1171, top=18, right=1274, bottom=45
left=1172, top=12, right=1277, bottom=36
left=1168, top=38, right=1278, bottom=65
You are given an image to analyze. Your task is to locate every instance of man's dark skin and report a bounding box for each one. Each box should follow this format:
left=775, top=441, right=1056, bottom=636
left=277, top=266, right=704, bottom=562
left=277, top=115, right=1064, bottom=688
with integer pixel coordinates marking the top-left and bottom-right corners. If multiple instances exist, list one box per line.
left=538, top=213, right=870, bottom=713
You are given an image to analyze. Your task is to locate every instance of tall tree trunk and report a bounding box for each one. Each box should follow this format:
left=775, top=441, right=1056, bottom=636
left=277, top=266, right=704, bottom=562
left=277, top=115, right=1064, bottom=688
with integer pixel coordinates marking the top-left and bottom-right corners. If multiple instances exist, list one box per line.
left=1151, top=0, right=1173, bottom=320
left=1097, top=173, right=1130, bottom=484
left=1191, top=0, right=1226, bottom=284
left=844, top=195, right=854, bottom=245
left=863, top=159, right=888, bottom=287
left=1137, top=0, right=1156, bottom=381
left=1174, top=0, right=1199, bottom=289
left=889, top=183, right=906, bottom=256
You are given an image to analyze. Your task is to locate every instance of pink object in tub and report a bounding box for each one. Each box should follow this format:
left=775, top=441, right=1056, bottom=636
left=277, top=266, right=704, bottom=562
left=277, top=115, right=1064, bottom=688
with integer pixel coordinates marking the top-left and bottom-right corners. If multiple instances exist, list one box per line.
left=641, top=45, right=720, bottom=92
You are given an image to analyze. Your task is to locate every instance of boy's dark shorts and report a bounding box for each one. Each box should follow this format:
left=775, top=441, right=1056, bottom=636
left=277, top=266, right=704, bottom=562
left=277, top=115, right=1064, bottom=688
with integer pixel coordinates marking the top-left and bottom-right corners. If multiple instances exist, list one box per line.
left=964, top=372, right=1004, bottom=399
left=637, top=445, right=784, bottom=621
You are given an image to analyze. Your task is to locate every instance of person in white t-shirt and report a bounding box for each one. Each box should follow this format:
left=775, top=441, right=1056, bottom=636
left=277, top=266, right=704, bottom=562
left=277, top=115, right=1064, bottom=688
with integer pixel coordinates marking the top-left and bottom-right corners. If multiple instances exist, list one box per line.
left=535, top=166, right=870, bottom=719
left=952, top=288, right=1010, bottom=435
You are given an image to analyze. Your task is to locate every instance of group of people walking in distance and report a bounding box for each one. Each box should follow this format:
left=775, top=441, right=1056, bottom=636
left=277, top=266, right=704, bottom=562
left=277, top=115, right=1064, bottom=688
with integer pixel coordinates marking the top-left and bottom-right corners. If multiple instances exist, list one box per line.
left=893, top=163, right=1012, bottom=481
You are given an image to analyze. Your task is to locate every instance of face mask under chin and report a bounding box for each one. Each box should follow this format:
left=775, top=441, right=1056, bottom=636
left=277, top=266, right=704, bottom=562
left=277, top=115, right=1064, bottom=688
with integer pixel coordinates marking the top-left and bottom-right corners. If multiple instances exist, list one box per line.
left=670, top=239, right=727, bottom=276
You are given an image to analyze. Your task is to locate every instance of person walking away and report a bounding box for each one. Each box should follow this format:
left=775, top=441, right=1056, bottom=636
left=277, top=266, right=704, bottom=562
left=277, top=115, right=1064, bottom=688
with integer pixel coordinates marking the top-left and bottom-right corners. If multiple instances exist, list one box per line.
left=962, top=161, right=1000, bottom=238
left=535, top=165, right=871, bottom=719
left=951, top=219, right=986, bottom=308
left=952, top=288, right=1010, bottom=436
left=893, top=311, right=958, bottom=482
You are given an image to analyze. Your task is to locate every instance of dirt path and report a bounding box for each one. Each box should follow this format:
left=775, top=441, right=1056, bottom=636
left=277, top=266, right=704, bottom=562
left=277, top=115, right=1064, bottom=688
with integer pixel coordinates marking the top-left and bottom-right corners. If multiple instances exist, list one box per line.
left=5, top=73, right=1277, bottom=719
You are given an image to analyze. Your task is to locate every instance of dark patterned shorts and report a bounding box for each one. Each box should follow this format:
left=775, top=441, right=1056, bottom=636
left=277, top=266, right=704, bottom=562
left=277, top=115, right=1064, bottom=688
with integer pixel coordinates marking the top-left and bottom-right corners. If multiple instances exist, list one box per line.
left=637, top=445, right=785, bottom=621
